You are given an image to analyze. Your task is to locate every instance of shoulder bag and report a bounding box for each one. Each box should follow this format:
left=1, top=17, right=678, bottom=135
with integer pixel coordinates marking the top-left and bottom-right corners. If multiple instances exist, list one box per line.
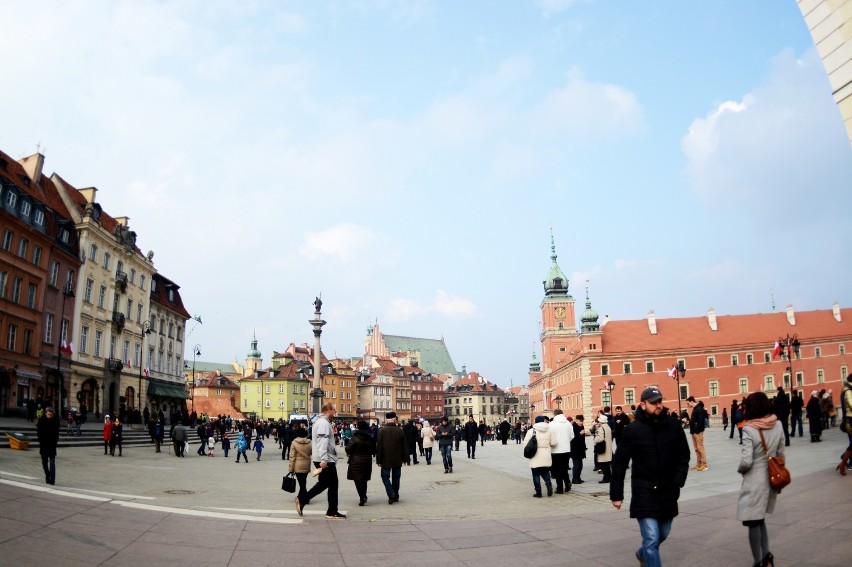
left=523, top=431, right=538, bottom=459
left=758, top=429, right=790, bottom=492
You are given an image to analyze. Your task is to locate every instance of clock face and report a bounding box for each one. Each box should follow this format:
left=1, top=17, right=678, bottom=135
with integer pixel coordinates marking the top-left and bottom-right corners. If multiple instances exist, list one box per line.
left=554, top=307, right=566, bottom=319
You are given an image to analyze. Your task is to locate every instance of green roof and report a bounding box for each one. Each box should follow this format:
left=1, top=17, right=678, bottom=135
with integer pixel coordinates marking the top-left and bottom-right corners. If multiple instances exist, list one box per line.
left=381, top=335, right=457, bottom=375
left=185, top=361, right=240, bottom=375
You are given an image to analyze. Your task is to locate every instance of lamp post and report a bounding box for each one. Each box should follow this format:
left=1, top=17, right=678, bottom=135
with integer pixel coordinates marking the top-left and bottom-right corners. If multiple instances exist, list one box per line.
left=55, top=280, right=74, bottom=415
left=777, top=333, right=801, bottom=389
left=137, top=321, right=152, bottom=423
left=676, top=361, right=686, bottom=418
left=554, top=395, right=562, bottom=410
left=604, top=379, right=616, bottom=409
left=190, top=344, right=201, bottom=413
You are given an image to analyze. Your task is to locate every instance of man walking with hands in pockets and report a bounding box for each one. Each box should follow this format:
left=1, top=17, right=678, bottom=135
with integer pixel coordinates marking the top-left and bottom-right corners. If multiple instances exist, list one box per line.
left=610, top=387, right=690, bottom=567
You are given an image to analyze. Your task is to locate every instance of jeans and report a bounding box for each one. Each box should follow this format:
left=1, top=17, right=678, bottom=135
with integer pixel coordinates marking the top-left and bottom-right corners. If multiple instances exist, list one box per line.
left=440, top=444, right=453, bottom=470
left=41, top=455, right=55, bottom=484
left=571, top=455, right=583, bottom=482
left=791, top=413, right=803, bottom=436
left=531, top=466, right=552, bottom=495
left=550, top=452, right=571, bottom=491
left=424, top=447, right=433, bottom=464
left=380, top=467, right=401, bottom=498
left=637, top=517, right=673, bottom=567
left=466, top=440, right=476, bottom=457
left=305, top=462, right=339, bottom=514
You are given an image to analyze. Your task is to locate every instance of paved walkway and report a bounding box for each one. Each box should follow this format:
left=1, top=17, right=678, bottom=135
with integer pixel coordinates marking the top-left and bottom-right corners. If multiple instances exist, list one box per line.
left=0, top=418, right=849, bottom=566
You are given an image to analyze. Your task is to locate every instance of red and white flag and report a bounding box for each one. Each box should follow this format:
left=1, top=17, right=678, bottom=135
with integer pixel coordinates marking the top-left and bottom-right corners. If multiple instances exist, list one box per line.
left=126, top=359, right=132, bottom=369
left=772, top=340, right=783, bottom=359
left=68, top=342, right=74, bottom=355
left=667, top=365, right=677, bottom=379
left=143, top=367, right=150, bottom=378
left=60, top=340, right=73, bottom=356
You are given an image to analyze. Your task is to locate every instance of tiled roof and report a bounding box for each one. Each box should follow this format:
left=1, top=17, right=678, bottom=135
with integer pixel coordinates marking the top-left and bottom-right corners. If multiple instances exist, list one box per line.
left=188, top=361, right=241, bottom=375
left=242, top=361, right=312, bottom=381
left=151, top=273, right=191, bottom=319
left=448, top=372, right=503, bottom=393
left=601, top=308, right=852, bottom=354
left=372, top=357, right=432, bottom=377
left=381, top=334, right=457, bottom=374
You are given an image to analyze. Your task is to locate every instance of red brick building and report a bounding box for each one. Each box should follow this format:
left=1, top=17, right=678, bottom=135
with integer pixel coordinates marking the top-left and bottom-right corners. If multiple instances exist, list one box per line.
left=530, top=237, right=852, bottom=421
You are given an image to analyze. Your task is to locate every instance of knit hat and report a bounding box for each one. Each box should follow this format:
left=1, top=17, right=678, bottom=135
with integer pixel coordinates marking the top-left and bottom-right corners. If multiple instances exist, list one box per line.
left=597, top=415, right=608, bottom=424
left=534, top=415, right=547, bottom=424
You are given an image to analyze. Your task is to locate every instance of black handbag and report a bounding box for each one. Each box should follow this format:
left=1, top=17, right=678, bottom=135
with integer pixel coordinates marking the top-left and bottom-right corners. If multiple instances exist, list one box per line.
left=523, top=431, right=538, bottom=458
left=281, top=472, right=296, bottom=493
left=594, top=441, right=606, bottom=454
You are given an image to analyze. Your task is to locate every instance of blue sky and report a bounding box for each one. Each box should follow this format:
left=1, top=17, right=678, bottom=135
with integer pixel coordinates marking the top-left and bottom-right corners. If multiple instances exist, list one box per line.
left=2, top=1, right=850, bottom=388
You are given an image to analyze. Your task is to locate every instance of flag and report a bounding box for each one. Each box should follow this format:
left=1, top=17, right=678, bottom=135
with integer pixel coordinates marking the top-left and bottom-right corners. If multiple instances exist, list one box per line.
left=667, top=365, right=677, bottom=379
left=60, top=340, right=73, bottom=356
left=143, top=367, right=150, bottom=378
left=126, top=359, right=132, bottom=369
left=772, top=340, right=783, bottom=359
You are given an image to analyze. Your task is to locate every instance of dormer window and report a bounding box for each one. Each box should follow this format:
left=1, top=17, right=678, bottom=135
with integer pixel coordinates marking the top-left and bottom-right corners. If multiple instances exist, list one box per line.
left=5, top=191, right=16, bottom=208
left=34, top=210, right=44, bottom=225
left=21, top=201, right=31, bottom=217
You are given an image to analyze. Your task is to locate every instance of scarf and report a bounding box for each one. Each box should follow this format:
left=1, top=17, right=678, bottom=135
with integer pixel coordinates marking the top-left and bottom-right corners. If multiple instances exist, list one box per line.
left=743, top=414, right=777, bottom=431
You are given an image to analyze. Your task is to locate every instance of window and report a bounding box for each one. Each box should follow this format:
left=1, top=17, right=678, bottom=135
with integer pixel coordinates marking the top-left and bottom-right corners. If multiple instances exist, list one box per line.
left=84, top=279, right=94, bottom=303
left=842, top=366, right=848, bottom=381
left=783, top=373, right=790, bottom=388
left=292, top=384, right=298, bottom=393
left=601, top=364, right=609, bottom=376
left=89, top=244, right=98, bottom=261
left=21, top=201, right=31, bottom=217
left=139, top=275, right=145, bottom=291
left=80, top=326, right=89, bottom=354
left=123, top=340, right=130, bottom=364
left=22, top=329, right=33, bottom=354
left=645, top=361, right=654, bottom=372
left=59, top=228, right=70, bottom=244
left=102, top=252, right=111, bottom=270
left=764, top=352, right=771, bottom=363
left=279, top=384, right=284, bottom=393
left=796, top=371, right=803, bottom=387
left=746, top=353, right=753, bottom=365
left=265, top=384, right=270, bottom=394
left=1, top=229, right=12, bottom=251
left=559, top=346, right=566, bottom=352
left=710, top=405, right=718, bottom=416
left=764, top=375, right=774, bottom=391
left=602, top=390, right=611, bottom=406
left=126, top=298, right=132, bottom=318
left=45, top=313, right=54, bottom=343
left=136, top=304, right=143, bottom=323
left=7, top=323, right=17, bottom=351
left=623, top=362, right=632, bottom=374
left=731, top=354, right=738, bottom=366
left=49, top=261, right=59, bottom=286
left=65, top=269, right=74, bottom=288
left=4, top=191, right=16, bottom=208
left=94, top=330, right=102, bottom=357
left=707, top=356, right=715, bottom=369
left=815, top=347, right=821, bottom=358
left=110, top=335, right=116, bottom=358
left=98, top=285, right=106, bottom=308
left=129, top=269, right=135, bottom=284
left=739, top=378, right=748, bottom=394
left=679, top=384, right=689, bottom=400
left=840, top=344, right=846, bottom=355
left=624, top=388, right=635, bottom=405
left=817, top=369, right=824, bottom=383
left=709, top=381, right=718, bottom=397
left=17, top=238, right=28, bottom=258
left=34, top=210, right=44, bottom=225
left=27, top=283, right=36, bottom=308
left=12, top=277, right=22, bottom=303
left=32, top=245, right=42, bottom=266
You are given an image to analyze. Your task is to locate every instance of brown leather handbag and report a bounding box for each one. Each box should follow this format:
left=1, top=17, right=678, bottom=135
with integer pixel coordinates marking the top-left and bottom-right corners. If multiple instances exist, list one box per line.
left=758, top=429, right=791, bottom=492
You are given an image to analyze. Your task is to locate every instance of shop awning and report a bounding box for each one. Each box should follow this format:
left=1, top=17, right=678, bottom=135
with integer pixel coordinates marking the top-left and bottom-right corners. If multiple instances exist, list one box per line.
left=147, top=380, right=190, bottom=399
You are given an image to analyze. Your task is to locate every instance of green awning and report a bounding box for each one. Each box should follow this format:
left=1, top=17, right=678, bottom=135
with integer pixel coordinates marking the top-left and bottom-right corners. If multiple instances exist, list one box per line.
left=147, top=380, right=190, bottom=399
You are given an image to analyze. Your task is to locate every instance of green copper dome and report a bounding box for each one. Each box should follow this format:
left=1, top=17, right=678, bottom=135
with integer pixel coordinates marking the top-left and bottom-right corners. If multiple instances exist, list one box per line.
left=581, top=282, right=600, bottom=332
left=543, top=230, right=571, bottom=297
left=247, top=333, right=261, bottom=359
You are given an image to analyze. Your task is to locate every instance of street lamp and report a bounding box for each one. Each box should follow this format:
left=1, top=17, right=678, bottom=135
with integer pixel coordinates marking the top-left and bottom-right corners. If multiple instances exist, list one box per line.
left=191, top=344, right=201, bottom=413
left=604, top=379, right=616, bottom=408
left=55, top=280, right=74, bottom=415
left=137, top=321, right=152, bottom=423
left=554, top=395, right=562, bottom=410
left=676, top=361, right=686, bottom=418
left=777, top=333, right=801, bottom=388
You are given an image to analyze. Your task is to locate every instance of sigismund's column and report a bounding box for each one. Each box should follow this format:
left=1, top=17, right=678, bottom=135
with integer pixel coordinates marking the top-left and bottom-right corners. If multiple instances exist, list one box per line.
left=310, top=296, right=326, bottom=415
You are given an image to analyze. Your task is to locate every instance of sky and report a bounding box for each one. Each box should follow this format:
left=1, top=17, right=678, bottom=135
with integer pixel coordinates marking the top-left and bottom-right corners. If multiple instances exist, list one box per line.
left=2, top=1, right=851, bottom=389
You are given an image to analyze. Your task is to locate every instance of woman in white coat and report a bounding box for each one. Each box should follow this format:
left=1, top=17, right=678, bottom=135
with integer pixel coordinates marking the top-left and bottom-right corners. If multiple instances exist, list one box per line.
left=421, top=420, right=435, bottom=465
left=738, top=391, right=784, bottom=567
left=523, top=415, right=558, bottom=497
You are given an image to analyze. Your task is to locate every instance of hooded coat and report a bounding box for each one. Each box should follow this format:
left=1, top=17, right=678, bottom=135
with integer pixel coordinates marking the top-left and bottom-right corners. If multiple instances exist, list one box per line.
left=610, top=407, right=690, bottom=520
left=346, top=430, right=376, bottom=481
left=549, top=413, right=574, bottom=455
left=523, top=420, right=558, bottom=469
left=421, top=422, right=435, bottom=449
left=593, top=418, right=613, bottom=463
left=289, top=437, right=312, bottom=474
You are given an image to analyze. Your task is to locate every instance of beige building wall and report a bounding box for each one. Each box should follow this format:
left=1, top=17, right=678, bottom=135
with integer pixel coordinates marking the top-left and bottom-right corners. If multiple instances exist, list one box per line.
left=799, top=0, right=852, bottom=145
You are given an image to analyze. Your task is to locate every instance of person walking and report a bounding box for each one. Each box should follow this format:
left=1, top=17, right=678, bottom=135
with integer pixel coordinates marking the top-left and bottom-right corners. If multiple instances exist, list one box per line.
left=253, top=437, right=264, bottom=460
left=235, top=431, right=249, bottom=462
left=499, top=419, right=511, bottom=444
left=549, top=409, right=573, bottom=493
left=376, top=412, right=407, bottom=504
left=403, top=419, right=419, bottom=465
left=836, top=375, right=852, bottom=475
left=109, top=417, right=123, bottom=457
left=36, top=407, right=60, bottom=485
left=421, top=420, right=435, bottom=465
left=102, top=415, right=112, bottom=455
left=523, top=415, right=557, bottom=497
left=196, top=422, right=208, bottom=456
left=346, top=421, right=376, bottom=506
left=281, top=422, right=294, bottom=460
left=172, top=421, right=188, bottom=457
left=290, top=428, right=312, bottom=516
left=437, top=416, right=455, bottom=473
left=806, top=390, right=823, bottom=442
left=152, top=418, right=164, bottom=453
left=222, top=432, right=230, bottom=458
left=730, top=400, right=740, bottom=440
left=773, top=386, right=791, bottom=447
left=570, top=415, right=587, bottom=484
left=722, top=408, right=729, bottom=431
left=464, top=415, right=479, bottom=459
left=790, top=389, right=804, bottom=437
left=610, top=387, right=690, bottom=567
left=453, top=419, right=463, bottom=451
left=738, top=391, right=785, bottom=567
left=301, top=403, right=345, bottom=519
left=686, top=396, right=708, bottom=471
left=593, top=415, right=613, bottom=483
left=478, top=420, right=487, bottom=447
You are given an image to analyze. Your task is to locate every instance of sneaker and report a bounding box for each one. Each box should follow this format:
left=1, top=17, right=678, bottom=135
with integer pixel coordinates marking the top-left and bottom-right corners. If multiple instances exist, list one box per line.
left=325, top=512, right=346, bottom=520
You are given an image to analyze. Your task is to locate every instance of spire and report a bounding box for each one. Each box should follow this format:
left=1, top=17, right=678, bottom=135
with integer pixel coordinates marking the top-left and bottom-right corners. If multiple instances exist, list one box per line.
left=542, top=228, right=570, bottom=298
left=247, top=332, right=262, bottom=359
left=581, top=279, right=600, bottom=332
left=529, top=344, right=541, bottom=372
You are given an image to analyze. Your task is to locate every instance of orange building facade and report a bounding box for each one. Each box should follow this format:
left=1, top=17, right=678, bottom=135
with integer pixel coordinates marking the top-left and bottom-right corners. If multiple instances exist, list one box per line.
left=530, top=237, right=852, bottom=421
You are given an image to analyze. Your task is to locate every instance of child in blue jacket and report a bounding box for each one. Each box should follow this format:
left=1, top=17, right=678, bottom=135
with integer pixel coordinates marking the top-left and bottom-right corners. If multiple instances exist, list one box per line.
left=253, top=437, right=264, bottom=461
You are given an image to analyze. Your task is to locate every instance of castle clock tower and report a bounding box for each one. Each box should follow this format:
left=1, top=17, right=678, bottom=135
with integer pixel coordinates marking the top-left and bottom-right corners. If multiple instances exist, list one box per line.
left=539, top=232, right=578, bottom=373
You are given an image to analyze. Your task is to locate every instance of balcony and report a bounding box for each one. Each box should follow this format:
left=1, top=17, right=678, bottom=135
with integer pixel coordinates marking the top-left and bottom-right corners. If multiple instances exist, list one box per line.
left=111, top=310, right=125, bottom=330
left=106, top=357, right=124, bottom=373
left=115, top=271, right=128, bottom=292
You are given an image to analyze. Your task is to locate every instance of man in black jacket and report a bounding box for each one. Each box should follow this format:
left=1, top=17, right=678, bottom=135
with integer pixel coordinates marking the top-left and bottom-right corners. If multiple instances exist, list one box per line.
left=790, top=388, right=804, bottom=438
left=611, top=387, right=690, bottom=567
left=37, top=407, right=60, bottom=485
left=376, top=412, right=407, bottom=504
left=686, top=396, right=708, bottom=471
left=774, top=386, right=791, bottom=446
left=464, top=415, right=479, bottom=458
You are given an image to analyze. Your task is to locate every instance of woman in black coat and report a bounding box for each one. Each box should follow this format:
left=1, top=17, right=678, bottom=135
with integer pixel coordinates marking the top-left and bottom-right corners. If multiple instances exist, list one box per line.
left=37, top=407, right=60, bottom=485
left=805, top=390, right=823, bottom=442
left=346, top=421, right=376, bottom=506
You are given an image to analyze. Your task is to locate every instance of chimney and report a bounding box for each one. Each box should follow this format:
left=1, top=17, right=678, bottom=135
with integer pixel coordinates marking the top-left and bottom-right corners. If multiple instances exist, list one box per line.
left=79, top=187, right=98, bottom=204
left=254, top=369, right=261, bottom=379
left=707, top=307, right=718, bottom=331
left=786, top=304, right=796, bottom=326
left=115, top=216, right=129, bottom=227
left=647, top=310, right=657, bottom=335
left=833, top=302, right=842, bottom=322
left=601, top=315, right=610, bottom=327
left=18, top=153, right=45, bottom=184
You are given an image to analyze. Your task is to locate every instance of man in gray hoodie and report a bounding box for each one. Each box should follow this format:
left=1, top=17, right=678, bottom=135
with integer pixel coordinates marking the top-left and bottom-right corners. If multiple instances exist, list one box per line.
left=302, top=403, right=345, bottom=519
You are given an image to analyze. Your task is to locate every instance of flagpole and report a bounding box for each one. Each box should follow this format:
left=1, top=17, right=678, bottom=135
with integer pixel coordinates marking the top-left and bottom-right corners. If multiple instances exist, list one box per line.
left=138, top=321, right=152, bottom=426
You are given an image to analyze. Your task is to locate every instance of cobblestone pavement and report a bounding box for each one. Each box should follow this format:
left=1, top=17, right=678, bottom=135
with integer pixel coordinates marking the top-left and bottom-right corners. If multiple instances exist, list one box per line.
left=0, top=418, right=849, bottom=566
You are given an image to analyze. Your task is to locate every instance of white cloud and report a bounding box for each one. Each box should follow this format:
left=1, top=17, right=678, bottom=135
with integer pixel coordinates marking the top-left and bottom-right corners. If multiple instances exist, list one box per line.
left=299, top=224, right=378, bottom=262
left=386, top=289, right=476, bottom=322
left=433, top=290, right=477, bottom=317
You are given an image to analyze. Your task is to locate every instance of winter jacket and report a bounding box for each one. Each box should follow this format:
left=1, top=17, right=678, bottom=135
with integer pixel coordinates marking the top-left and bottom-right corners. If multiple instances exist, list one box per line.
left=346, top=430, right=376, bottom=481
left=570, top=421, right=587, bottom=458
left=312, top=414, right=338, bottom=464
left=611, top=407, right=690, bottom=520
left=688, top=401, right=707, bottom=435
left=464, top=420, right=479, bottom=442
left=37, top=414, right=60, bottom=457
left=421, top=425, right=435, bottom=449
left=593, top=422, right=613, bottom=463
left=523, top=421, right=557, bottom=469
left=773, top=391, right=791, bottom=418
left=436, top=423, right=454, bottom=447
left=376, top=423, right=406, bottom=468
left=737, top=421, right=784, bottom=521
left=289, top=438, right=312, bottom=474
left=549, top=413, right=574, bottom=454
